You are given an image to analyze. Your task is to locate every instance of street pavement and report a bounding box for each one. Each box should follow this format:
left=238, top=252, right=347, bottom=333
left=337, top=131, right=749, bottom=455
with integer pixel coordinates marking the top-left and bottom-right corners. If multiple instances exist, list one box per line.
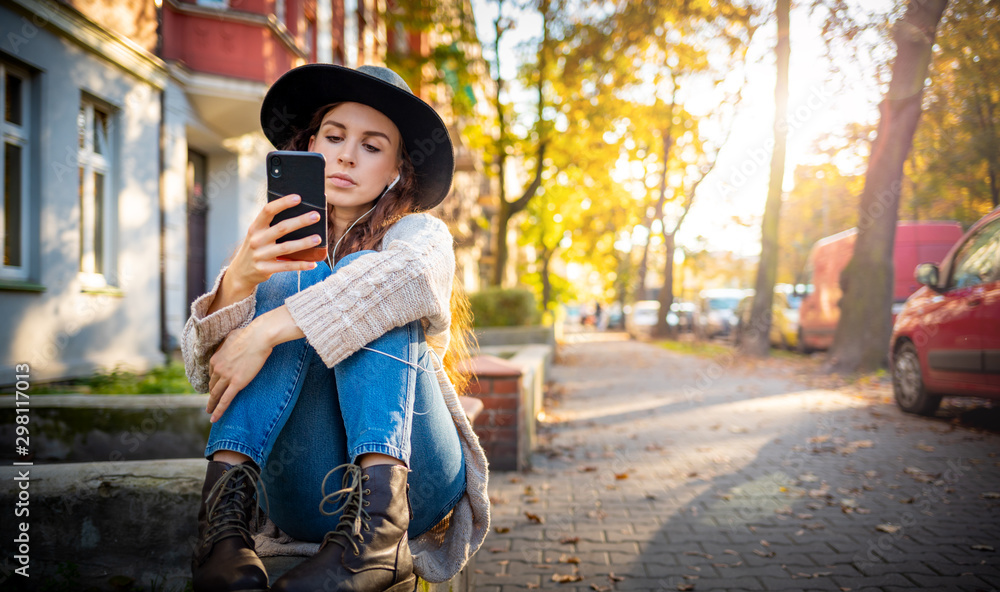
left=472, top=333, right=1000, bottom=592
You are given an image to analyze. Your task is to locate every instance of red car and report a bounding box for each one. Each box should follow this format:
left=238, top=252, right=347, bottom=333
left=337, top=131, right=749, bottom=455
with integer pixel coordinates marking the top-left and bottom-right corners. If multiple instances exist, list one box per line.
left=890, top=206, right=1000, bottom=415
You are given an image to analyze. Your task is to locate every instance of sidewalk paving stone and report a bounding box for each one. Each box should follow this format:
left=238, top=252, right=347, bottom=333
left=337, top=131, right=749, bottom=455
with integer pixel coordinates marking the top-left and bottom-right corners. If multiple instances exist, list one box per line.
left=472, top=335, right=1000, bottom=591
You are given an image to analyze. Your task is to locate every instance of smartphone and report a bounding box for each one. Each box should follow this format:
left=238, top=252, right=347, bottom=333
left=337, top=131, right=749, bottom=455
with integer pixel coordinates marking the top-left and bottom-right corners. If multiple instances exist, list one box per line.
left=266, top=150, right=327, bottom=262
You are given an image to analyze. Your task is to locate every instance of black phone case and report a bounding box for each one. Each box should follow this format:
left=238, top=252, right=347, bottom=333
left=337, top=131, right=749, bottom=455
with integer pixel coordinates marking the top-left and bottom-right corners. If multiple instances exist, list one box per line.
left=266, top=151, right=327, bottom=253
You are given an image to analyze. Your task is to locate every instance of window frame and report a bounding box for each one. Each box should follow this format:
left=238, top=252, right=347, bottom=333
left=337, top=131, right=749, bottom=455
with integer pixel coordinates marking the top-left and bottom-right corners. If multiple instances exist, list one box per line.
left=1, top=61, right=31, bottom=282
left=945, top=217, right=1000, bottom=291
left=78, top=96, right=118, bottom=288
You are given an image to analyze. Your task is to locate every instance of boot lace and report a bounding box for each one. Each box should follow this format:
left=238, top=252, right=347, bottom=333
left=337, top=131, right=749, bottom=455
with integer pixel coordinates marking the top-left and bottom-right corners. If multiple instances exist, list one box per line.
left=319, top=463, right=372, bottom=556
left=204, top=463, right=267, bottom=549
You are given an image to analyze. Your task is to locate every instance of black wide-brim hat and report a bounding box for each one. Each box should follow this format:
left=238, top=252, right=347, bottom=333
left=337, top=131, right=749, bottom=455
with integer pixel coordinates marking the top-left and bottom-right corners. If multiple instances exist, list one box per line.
left=260, top=64, right=455, bottom=210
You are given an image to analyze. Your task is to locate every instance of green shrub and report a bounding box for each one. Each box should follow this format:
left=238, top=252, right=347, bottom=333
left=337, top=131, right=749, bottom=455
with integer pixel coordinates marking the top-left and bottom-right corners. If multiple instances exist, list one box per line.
left=468, top=287, right=541, bottom=327
left=26, top=361, right=195, bottom=395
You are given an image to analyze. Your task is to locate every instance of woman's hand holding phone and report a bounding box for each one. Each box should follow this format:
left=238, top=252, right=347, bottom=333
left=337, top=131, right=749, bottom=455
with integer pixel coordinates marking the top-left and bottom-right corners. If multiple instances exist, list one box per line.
left=206, top=194, right=323, bottom=314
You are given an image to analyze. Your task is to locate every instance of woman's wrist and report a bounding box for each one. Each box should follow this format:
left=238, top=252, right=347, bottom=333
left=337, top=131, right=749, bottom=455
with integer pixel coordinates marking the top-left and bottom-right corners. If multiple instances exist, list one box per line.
left=254, top=305, right=305, bottom=348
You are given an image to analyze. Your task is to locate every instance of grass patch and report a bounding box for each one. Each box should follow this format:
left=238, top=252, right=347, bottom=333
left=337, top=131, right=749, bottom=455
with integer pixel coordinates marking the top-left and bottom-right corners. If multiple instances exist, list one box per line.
left=654, top=338, right=733, bottom=358
left=24, top=361, right=195, bottom=395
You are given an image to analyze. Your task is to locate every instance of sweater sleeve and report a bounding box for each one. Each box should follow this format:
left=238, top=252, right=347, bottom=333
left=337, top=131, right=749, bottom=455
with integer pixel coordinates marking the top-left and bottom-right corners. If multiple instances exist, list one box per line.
left=180, top=267, right=257, bottom=393
left=284, top=213, right=455, bottom=368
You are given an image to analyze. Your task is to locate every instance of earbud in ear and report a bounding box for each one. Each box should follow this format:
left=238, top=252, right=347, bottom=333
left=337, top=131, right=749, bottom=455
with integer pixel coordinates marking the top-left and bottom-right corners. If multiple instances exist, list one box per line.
left=386, top=173, right=401, bottom=192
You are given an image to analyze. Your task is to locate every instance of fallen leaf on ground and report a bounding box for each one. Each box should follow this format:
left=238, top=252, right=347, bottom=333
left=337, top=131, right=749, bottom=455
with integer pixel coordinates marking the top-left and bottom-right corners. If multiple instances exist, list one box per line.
left=982, top=492, right=1000, bottom=499
left=876, top=524, right=901, bottom=534
left=558, top=555, right=580, bottom=564
left=494, top=526, right=510, bottom=534
left=677, top=585, right=695, bottom=591
left=615, top=472, right=629, bottom=480
left=916, top=444, right=935, bottom=452
left=560, top=536, right=580, bottom=544
left=971, top=544, right=995, bottom=552
left=590, top=585, right=610, bottom=592
left=525, top=512, right=545, bottom=524
left=578, top=466, right=598, bottom=472
left=753, top=549, right=775, bottom=558
left=551, top=574, right=583, bottom=583
left=608, top=573, right=625, bottom=582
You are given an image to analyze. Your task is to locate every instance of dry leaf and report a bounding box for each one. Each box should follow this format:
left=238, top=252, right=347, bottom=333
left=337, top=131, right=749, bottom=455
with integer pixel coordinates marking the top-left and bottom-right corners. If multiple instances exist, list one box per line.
left=551, top=574, right=583, bottom=583
left=560, top=536, right=580, bottom=544
left=590, top=585, right=611, bottom=592
left=608, top=573, right=625, bottom=582
left=982, top=492, right=1000, bottom=499
left=558, top=555, right=581, bottom=564
left=615, top=472, right=629, bottom=480
left=971, top=544, right=995, bottom=552
left=752, top=549, right=775, bottom=558
left=525, top=584, right=539, bottom=590
left=494, top=526, right=510, bottom=534
left=677, top=585, right=695, bottom=591
left=525, top=512, right=545, bottom=524
left=578, top=465, right=598, bottom=472
left=916, top=444, right=935, bottom=452
left=876, top=524, right=901, bottom=534
left=808, top=434, right=831, bottom=443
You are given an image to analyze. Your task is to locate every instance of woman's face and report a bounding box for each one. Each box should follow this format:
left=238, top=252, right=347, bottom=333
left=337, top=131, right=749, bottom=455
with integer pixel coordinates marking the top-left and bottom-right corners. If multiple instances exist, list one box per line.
left=308, top=102, right=402, bottom=213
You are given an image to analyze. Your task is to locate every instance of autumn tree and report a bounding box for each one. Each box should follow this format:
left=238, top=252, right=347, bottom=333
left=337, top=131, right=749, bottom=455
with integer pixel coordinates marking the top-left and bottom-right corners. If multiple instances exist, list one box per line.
left=830, top=0, right=950, bottom=373
left=905, top=0, right=1000, bottom=222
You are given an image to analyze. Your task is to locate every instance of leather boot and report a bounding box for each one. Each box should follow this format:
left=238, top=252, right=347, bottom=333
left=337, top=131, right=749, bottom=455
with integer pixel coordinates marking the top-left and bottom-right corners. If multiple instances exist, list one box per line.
left=192, top=460, right=269, bottom=592
left=271, top=463, right=416, bottom=592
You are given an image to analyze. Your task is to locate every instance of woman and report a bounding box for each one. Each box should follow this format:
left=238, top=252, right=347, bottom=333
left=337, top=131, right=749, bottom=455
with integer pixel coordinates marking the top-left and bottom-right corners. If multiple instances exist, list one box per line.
left=181, top=64, right=489, bottom=592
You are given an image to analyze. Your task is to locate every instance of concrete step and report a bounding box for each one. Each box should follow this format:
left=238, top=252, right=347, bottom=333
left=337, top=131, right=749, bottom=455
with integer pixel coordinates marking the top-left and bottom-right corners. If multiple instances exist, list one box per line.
left=0, top=460, right=472, bottom=591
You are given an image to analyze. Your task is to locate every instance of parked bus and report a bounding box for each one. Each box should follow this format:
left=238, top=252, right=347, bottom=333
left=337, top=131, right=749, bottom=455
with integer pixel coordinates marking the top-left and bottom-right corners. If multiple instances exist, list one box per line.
left=797, top=222, right=964, bottom=352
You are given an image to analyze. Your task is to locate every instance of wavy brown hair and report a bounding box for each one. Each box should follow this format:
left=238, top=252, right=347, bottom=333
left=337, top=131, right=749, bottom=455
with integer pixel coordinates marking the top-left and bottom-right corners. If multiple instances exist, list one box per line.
left=284, top=102, right=474, bottom=395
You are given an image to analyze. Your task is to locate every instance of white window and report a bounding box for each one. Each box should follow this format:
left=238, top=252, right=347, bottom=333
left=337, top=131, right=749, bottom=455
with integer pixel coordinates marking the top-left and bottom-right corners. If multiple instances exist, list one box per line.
left=78, top=98, right=117, bottom=287
left=1, top=62, right=31, bottom=281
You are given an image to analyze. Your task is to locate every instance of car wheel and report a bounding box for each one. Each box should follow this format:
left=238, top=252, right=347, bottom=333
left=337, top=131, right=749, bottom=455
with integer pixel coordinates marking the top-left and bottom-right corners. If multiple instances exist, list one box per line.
left=892, top=342, right=942, bottom=416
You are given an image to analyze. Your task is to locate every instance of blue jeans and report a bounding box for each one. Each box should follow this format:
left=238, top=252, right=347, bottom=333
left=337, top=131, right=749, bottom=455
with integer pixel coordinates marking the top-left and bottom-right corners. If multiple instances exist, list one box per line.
left=204, top=251, right=466, bottom=540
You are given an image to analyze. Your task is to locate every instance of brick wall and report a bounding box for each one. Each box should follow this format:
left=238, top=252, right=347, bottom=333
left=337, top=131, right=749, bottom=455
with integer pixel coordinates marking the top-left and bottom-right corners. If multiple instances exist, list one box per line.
left=462, top=355, right=523, bottom=471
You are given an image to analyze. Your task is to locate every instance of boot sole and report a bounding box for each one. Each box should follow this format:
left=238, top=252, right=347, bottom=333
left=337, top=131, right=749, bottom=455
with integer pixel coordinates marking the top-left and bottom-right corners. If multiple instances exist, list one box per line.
left=385, top=575, right=418, bottom=592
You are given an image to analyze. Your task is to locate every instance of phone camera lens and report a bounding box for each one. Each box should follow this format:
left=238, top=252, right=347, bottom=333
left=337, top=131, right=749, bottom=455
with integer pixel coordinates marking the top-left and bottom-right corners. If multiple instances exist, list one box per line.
left=269, top=156, right=282, bottom=178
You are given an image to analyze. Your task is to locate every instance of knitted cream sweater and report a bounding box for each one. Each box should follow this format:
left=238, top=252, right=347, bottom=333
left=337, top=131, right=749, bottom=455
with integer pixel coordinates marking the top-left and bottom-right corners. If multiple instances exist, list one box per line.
left=181, top=213, right=489, bottom=583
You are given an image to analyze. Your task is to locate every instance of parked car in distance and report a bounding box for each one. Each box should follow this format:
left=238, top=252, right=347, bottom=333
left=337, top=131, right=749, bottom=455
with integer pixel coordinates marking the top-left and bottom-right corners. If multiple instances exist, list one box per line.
left=733, top=284, right=803, bottom=350
left=890, top=207, right=1000, bottom=415
left=798, top=221, right=964, bottom=352
left=667, top=301, right=697, bottom=334
left=625, top=300, right=661, bottom=338
left=695, top=288, right=749, bottom=339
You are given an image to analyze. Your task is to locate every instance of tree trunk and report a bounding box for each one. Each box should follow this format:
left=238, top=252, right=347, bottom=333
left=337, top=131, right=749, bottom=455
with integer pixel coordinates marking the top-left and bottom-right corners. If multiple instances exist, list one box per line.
left=540, top=248, right=553, bottom=313
left=654, top=232, right=676, bottom=338
left=745, top=0, right=790, bottom=358
left=829, top=0, right=949, bottom=373
left=490, top=3, right=508, bottom=286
